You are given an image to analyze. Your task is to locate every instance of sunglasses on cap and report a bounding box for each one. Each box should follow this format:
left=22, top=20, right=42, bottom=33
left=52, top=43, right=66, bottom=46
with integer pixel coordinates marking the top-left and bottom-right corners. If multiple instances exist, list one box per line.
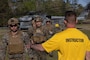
left=9, top=24, right=17, bottom=27
left=46, top=21, right=51, bottom=22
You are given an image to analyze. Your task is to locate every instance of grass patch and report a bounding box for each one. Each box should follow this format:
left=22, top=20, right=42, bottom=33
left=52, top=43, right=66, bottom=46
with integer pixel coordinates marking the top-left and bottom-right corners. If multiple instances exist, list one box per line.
left=0, top=35, right=2, bottom=40
left=80, top=30, right=90, bottom=39
left=47, top=51, right=58, bottom=60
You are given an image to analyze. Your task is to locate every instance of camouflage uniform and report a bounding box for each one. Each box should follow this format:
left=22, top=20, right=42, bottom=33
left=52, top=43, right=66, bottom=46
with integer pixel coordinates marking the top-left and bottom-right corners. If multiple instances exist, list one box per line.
left=28, top=17, right=48, bottom=60
left=0, top=18, right=29, bottom=60
left=44, top=19, right=55, bottom=57
left=0, top=41, right=4, bottom=60
left=44, top=19, right=55, bottom=39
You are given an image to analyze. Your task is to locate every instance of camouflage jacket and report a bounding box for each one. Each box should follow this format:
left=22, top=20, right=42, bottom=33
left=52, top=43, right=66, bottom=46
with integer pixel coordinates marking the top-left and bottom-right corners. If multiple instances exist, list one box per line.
left=28, top=25, right=48, bottom=44
left=44, top=24, right=55, bottom=39
left=1, top=30, right=29, bottom=59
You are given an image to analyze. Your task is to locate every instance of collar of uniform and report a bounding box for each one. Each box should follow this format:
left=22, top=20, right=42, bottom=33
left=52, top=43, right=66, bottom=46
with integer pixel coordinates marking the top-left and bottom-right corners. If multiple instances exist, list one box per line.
left=9, top=30, right=21, bottom=36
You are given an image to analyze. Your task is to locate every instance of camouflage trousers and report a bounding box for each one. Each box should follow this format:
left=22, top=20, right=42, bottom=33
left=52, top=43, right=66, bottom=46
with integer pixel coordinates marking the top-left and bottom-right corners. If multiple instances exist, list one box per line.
left=8, top=53, right=26, bottom=60
left=0, top=50, right=5, bottom=60
left=28, top=49, right=47, bottom=60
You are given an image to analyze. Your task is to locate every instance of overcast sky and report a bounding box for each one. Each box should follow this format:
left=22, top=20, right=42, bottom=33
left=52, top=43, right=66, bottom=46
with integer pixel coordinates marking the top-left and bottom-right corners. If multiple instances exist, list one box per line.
left=78, top=0, right=90, bottom=7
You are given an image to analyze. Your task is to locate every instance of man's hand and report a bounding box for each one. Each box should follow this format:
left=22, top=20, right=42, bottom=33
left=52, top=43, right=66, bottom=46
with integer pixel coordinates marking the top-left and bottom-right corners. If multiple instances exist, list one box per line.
left=86, top=51, right=90, bottom=60
left=30, top=44, right=45, bottom=51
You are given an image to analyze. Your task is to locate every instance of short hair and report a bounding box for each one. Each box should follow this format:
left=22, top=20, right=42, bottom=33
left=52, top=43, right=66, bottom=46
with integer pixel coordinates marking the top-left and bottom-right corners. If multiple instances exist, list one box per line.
left=65, top=11, right=77, bottom=23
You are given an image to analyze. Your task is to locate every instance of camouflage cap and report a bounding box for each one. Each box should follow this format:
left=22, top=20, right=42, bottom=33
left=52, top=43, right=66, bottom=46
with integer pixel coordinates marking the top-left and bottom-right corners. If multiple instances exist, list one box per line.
left=46, top=18, right=51, bottom=22
left=35, top=17, right=43, bottom=22
left=8, top=18, right=19, bottom=25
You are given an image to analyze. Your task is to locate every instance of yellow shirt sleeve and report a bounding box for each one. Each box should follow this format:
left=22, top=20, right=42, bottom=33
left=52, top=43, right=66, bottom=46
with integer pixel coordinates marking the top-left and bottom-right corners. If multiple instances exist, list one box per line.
left=42, top=34, right=60, bottom=53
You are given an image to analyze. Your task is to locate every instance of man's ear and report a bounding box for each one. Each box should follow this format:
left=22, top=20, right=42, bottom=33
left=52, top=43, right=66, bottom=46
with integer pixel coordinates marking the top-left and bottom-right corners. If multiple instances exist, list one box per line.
left=64, top=20, right=67, bottom=24
left=76, top=20, right=78, bottom=24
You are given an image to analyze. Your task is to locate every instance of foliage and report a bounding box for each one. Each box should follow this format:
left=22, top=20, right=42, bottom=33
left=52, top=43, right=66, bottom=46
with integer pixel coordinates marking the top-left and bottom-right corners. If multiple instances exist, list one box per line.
left=86, top=2, right=90, bottom=19
left=0, top=0, right=13, bottom=26
left=23, top=0, right=36, bottom=12
left=76, top=4, right=84, bottom=16
left=0, top=0, right=85, bottom=26
left=88, top=14, right=90, bottom=19
left=44, top=0, right=65, bottom=16
left=43, top=0, right=84, bottom=16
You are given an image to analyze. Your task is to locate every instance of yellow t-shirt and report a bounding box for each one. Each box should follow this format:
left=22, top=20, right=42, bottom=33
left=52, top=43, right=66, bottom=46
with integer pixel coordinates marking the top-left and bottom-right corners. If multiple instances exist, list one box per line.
left=42, top=28, right=90, bottom=60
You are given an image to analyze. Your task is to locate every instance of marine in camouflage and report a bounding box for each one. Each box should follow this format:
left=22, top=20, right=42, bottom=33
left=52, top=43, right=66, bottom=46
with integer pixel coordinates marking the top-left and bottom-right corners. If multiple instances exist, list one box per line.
left=28, top=17, right=48, bottom=60
left=0, top=18, right=29, bottom=60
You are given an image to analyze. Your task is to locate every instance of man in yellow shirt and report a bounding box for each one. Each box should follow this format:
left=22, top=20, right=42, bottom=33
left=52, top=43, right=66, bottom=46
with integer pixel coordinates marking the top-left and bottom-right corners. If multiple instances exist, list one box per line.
left=30, top=11, right=90, bottom=60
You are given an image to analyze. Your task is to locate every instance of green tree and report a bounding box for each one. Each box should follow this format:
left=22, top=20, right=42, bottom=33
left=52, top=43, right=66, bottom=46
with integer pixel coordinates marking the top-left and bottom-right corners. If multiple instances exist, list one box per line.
left=0, top=0, right=12, bottom=26
left=44, top=0, right=65, bottom=16
left=86, top=2, right=90, bottom=19
left=23, top=0, right=36, bottom=12
left=76, top=4, right=84, bottom=16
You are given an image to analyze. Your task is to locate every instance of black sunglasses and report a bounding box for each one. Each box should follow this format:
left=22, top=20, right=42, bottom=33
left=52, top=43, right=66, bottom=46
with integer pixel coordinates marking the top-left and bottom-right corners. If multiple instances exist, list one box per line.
left=9, top=24, right=17, bottom=27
